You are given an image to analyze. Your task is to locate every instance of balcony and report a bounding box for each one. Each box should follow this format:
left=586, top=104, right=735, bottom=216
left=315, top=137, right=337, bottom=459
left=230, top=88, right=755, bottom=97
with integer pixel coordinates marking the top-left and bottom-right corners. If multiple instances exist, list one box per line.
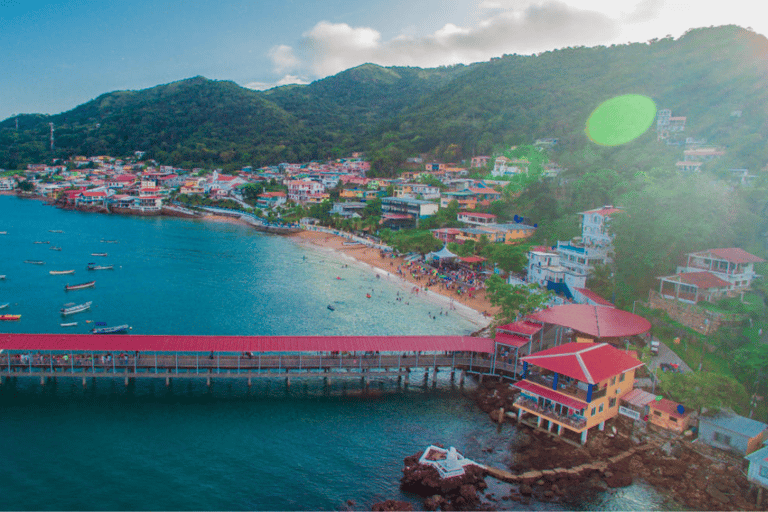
left=514, top=395, right=587, bottom=431
left=525, top=372, right=589, bottom=402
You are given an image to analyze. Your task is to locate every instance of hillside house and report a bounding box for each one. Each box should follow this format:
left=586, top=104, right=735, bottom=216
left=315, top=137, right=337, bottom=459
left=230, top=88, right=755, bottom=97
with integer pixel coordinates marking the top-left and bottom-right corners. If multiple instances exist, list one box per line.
left=470, top=156, right=491, bottom=168
left=698, top=411, right=768, bottom=456
left=492, top=157, right=529, bottom=177
left=513, top=342, right=644, bottom=443
left=286, top=179, right=325, bottom=203
left=656, top=109, right=686, bottom=141
left=527, top=247, right=587, bottom=300
left=656, top=271, right=732, bottom=304
left=647, top=398, right=693, bottom=434
left=556, top=206, right=622, bottom=276
left=256, top=191, right=287, bottom=209
left=458, top=212, right=496, bottom=226
left=679, top=248, right=765, bottom=292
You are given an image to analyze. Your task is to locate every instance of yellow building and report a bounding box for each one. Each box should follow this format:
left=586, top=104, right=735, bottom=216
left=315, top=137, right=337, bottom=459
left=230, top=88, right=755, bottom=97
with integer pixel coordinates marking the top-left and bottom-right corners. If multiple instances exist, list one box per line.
left=513, top=342, right=643, bottom=444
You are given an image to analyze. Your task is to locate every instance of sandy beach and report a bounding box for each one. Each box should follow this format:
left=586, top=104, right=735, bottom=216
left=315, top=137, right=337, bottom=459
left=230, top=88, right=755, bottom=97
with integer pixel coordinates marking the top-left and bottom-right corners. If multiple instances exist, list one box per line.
left=289, top=229, right=499, bottom=331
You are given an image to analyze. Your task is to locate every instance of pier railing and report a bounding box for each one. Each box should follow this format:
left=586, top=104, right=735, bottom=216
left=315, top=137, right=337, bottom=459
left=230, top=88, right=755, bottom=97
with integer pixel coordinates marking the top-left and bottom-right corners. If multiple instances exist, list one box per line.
left=0, top=351, right=516, bottom=381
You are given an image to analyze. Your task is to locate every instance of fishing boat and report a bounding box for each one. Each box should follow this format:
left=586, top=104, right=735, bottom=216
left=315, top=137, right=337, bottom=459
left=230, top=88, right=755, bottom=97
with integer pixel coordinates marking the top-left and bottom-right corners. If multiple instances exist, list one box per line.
left=100, top=239, right=119, bottom=243
left=60, top=301, right=92, bottom=315
left=0, top=314, right=21, bottom=321
left=0, top=275, right=5, bottom=280
left=327, top=304, right=335, bottom=311
left=0, top=231, right=6, bottom=235
left=33, top=241, right=50, bottom=244
left=24, top=260, right=44, bottom=265
left=50, top=269, right=75, bottom=275
left=91, top=253, right=108, bottom=257
left=60, top=322, right=78, bottom=327
left=65, top=280, right=95, bottom=291
left=87, top=263, right=114, bottom=270
left=49, top=230, right=64, bottom=233
left=0, top=303, right=9, bottom=309
left=50, top=246, right=62, bottom=251
left=92, top=324, right=131, bottom=334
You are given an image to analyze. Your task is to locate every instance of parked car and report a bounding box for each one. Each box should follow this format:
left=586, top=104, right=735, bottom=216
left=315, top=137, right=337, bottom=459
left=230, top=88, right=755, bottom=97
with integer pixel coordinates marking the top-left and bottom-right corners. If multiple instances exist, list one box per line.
left=650, top=339, right=660, bottom=355
left=660, top=363, right=681, bottom=372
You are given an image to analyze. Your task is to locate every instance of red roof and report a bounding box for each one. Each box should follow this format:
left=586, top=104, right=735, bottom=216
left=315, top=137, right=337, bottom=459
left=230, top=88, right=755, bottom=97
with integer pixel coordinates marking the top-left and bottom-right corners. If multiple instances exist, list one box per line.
left=459, top=256, right=486, bottom=263
left=0, top=333, right=494, bottom=354
left=649, top=398, right=689, bottom=419
left=573, top=288, right=615, bottom=307
left=460, top=213, right=496, bottom=219
left=580, top=206, right=623, bottom=217
left=383, top=214, right=413, bottom=220
left=81, top=191, right=107, bottom=197
left=497, top=320, right=543, bottom=337
left=521, top=342, right=644, bottom=384
left=514, top=380, right=587, bottom=410
left=701, top=248, right=765, bottom=264
left=526, top=304, right=651, bottom=338
left=494, top=332, right=531, bottom=348
left=666, top=271, right=730, bottom=289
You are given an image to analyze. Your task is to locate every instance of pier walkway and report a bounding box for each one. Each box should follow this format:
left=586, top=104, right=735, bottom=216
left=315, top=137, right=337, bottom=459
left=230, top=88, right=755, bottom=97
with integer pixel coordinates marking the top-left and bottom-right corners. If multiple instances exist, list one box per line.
left=0, top=333, right=520, bottom=386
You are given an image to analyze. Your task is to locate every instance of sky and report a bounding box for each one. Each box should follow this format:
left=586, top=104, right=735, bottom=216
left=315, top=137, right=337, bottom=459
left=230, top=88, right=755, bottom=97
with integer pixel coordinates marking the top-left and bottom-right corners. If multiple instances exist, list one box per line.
left=0, top=0, right=765, bottom=121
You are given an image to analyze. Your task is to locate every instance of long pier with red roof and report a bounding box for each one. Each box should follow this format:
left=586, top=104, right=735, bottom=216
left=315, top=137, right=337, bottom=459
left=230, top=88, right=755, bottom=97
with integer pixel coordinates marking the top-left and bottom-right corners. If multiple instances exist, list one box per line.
left=0, top=333, right=509, bottom=387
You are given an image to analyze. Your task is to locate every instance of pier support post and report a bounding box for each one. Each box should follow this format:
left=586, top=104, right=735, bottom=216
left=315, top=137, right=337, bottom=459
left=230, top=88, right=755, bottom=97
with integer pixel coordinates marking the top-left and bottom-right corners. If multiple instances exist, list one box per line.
left=41, top=375, right=46, bottom=386
left=581, top=430, right=588, bottom=444
left=558, top=424, right=563, bottom=436
left=247, top=377, right=252, bottom=387
left=125, top=376, right=129, bottom=386
left=324, top=376, right=331, bottom=388
left=286, top=376, right=291, bottom=389
left=599, top=421, right=605, bottom=431
left=432, top=367, right=437, bottom=387
left=166, top=376, right=170, bottom=387
left=450, top=370, right=455, bottom=383
left=423, top=370, right=429, bottom=386
left=206, top=376, right=211, bottom=387
left=404, top=373, right=409, bottom=387
left=459, top=370, right=465, bottom=388
left=82, top=376, right=87, bottom=388
left=479, top=373, right=484, bottom=384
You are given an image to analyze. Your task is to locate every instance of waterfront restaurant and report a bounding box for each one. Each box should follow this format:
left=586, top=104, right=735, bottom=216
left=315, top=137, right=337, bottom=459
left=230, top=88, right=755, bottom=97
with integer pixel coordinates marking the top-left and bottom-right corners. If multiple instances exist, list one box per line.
left=513, top=342, right=644, bottom=444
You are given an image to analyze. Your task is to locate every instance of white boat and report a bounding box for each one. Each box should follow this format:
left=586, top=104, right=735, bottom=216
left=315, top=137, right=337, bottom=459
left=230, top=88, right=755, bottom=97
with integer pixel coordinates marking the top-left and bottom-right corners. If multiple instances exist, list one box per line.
left=60, top=301, right=92, bottom=315
left=60, top=322, right=78, bottom=327
left=0, top=303, right=8, bottom=309
left=50, top=270, right=75, bottom=275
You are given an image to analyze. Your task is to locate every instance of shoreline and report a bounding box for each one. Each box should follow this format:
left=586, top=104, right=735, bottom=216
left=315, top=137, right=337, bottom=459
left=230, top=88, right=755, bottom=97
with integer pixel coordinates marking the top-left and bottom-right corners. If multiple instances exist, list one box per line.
left=289, top=229, right=497, bottom=331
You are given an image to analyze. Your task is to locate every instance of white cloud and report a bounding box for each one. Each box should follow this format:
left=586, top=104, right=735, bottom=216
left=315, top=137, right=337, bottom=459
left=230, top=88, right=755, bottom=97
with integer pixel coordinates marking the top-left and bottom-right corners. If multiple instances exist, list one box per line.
left=267, top=44, right=301, bottom=73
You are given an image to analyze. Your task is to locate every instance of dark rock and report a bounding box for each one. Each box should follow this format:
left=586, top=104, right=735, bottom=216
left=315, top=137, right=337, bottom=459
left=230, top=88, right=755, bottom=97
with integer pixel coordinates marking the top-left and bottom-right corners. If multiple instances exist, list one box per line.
left=543, top=490, right=555, bottom=500
left=519, top=484, right=533, bottom=496
left=605, top=471, right=633, bottom=488
left=423, top=495, right=444, bottom=511
left=371, top=500, right=414, bottom=511
left=705, top=484, right=730, bottom=504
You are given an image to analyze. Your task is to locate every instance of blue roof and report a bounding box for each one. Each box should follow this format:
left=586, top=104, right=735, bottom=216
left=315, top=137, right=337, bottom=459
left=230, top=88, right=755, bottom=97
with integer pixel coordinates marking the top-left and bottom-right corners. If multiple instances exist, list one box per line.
left=702, top=411, right=768, bottom=438
left=745, top=445, right=768, bottom=463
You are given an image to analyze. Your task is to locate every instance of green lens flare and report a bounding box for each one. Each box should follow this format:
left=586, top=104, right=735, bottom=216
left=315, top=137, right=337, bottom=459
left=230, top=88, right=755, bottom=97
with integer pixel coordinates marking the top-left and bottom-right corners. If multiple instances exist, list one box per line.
left=586, top=94, right=657, bottom=146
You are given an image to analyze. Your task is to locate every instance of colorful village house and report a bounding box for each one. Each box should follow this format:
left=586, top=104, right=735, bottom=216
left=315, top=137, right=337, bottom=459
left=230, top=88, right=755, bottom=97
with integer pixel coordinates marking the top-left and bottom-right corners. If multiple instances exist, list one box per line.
left=698, top=410, right=768, bottom=456
left=513, top=342, right=644, bottom=444
left=744, top=442, right=768, bottom=507
left=492, top=319, right=544, bottom=379
left=647, top=397, right=693, bottom=433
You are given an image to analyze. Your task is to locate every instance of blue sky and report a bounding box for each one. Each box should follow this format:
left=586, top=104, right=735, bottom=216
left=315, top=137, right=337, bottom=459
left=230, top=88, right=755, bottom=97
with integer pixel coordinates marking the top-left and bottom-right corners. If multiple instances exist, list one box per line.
left=1, top=0, right=765, bottom=121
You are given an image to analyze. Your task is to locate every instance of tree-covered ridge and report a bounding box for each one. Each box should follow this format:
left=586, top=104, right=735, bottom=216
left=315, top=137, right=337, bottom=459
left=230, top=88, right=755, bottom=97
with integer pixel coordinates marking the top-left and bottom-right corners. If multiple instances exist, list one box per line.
left=1, top=25, right=767, bottom=173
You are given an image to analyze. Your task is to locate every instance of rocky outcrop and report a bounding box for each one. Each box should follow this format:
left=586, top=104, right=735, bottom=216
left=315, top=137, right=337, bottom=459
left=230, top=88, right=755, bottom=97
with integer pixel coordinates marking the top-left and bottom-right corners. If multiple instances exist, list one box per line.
left=400, top=452, right=488, bottom=510
left=370, top=500, right=414, bottom=511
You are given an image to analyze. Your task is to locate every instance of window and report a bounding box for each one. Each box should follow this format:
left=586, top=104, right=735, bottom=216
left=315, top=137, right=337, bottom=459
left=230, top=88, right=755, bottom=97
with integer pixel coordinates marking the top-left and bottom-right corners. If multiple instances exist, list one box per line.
left=609, top=397, right=617, bottom=408
left=713, top=432, right=732, bottom=445
left=619, top=372, right=626, bottom=382
left=653, top=410, right=663, bottom=417
left=591, top=407, right=596, bottom=417
left=598, top=404, right=604, bottom=413
left=670, top=417, right=678, bottom=423
left=760, top=466, right=768, bottom=479
left=611, top=376, right=617, bottom=386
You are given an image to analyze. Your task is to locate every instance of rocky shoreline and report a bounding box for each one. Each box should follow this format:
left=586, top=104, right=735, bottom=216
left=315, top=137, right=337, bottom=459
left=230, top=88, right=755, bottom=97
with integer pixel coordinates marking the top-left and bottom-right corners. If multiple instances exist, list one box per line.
left=391, top=380, right=762, bottom=511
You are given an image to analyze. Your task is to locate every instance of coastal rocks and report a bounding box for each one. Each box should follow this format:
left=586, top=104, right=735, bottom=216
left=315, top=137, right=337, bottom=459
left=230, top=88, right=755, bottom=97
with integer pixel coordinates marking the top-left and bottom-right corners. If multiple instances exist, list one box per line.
left=371, top=500, right=414, bottom=511
left=400, top=452, right=487, bottom=510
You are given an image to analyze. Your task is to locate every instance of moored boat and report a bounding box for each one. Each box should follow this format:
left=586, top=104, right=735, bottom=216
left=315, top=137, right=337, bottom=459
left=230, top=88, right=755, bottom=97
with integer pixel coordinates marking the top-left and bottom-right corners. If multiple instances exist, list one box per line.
left=24, top=260, right=45, bottom=265
left=33, top=241, right=50, bottom=244
left=60, top=300, right=92, bottom=315
left=92, top=324, right=131, bottom=334
left=65, top=280, right=95, bottom=291
left=51, top=246, right=62, bottom=251
left=60, top=322, right=78, bottom=327
left=49, top=229, right=64, bottom=233
left=50, top=269, right=75, bottom=275
left=0, top=314, right=21, bottom=321
left=0, top=303, right=9, bottom=309
left=91, top=253, right=108, bottom=257
left=87, top=263, right=114, bottom=270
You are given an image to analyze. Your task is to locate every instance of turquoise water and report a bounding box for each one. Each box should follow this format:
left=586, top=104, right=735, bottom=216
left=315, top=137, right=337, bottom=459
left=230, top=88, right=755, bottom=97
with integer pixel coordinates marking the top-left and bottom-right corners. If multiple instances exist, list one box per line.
left=0, top=196, right=675, bottom=511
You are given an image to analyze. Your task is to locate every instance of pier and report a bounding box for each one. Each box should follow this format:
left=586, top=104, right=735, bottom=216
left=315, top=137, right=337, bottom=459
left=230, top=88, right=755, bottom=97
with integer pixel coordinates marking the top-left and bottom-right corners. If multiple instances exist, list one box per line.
left=0, top=333, right=521, bottom=385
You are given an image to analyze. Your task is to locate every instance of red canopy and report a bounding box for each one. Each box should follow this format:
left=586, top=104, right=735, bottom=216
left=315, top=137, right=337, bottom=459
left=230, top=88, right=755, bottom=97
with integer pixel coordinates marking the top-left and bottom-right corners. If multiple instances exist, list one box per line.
left=526, top=304, right=651, bottom=338
left=514, top=380, right=587, bottom=410
left=0, top=333, right=494, bottom=354
left=521, top=342, right=643, bottom=384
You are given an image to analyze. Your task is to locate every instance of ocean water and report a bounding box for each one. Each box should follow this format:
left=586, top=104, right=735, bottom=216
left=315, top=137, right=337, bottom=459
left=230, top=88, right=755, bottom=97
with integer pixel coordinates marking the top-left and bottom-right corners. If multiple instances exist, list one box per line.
left=0, top=195, right=675, bottom=511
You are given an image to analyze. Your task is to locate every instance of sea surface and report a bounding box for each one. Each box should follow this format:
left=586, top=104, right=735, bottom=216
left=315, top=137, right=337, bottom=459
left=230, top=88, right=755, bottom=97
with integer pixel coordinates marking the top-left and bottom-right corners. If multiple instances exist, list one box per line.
left=0, top=195, right=677, bottom=511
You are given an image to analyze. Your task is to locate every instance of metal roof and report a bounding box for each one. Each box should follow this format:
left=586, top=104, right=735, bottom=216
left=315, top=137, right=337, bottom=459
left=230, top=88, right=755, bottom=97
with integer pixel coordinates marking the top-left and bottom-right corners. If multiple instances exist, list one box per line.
left=514, top=380, right=587, bottom=410
left=700, top=411, right=768, bottom=438
left=526, top=304, right=651, bottom=338
left=0, top=333, right=494, bottom=354
left=521, top=342, right=644, bottom=384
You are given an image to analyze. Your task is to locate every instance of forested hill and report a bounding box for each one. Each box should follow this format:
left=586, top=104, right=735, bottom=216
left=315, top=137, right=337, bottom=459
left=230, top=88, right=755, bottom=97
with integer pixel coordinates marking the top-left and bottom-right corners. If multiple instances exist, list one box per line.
left=1, top=25, right=767, bottom=171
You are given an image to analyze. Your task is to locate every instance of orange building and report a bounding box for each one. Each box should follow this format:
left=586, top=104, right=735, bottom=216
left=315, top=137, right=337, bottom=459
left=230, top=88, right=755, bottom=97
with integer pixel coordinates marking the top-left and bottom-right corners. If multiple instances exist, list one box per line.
left=513, top=342, right=644, bottom=444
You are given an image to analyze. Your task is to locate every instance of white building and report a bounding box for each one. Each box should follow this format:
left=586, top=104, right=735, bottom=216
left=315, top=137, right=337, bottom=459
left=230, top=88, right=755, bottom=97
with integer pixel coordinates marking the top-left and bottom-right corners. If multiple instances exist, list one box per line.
left=556, top=206, right=623, bottom=276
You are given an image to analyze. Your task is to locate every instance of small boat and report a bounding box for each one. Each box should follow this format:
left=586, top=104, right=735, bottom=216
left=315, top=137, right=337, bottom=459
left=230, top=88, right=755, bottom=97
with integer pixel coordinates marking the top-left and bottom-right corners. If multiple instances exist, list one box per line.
left=0, top=231, right=6, bottom=235
left=92, top=324, right=131, bottom=334
left=60, top=301, right=92, bottom=315
left=0, top=303, right=9, bottom=309
left=60, top=322, right=78, bottom=327
left=91, top=253, right=108, bottom=257
left=50, top=270, right=75, bottom=275
left=327, top=304, right=335, bottom=311
left=87, top=263, right=114, bottom=270
left=100, top=239, right=119, bottom=243
left=50, top=246, right=62, bottom=251
left=24, top=260, right=45, bottom=265
left=366, top=293, right=371, bottom=298
left=0, top=314, right=21, bottom=321
left=0, top=275, right=5, bottom=280
left=65, top=281, right=95, bottom=291
left=49, top=230, right=64, bottom=233
left=33, top=241, right=50, bottom=244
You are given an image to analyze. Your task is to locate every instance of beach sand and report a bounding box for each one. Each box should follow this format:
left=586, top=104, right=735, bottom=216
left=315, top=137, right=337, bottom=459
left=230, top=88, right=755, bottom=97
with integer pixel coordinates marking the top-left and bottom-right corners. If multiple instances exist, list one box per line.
left=290, top=230, right=499, bottom=331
